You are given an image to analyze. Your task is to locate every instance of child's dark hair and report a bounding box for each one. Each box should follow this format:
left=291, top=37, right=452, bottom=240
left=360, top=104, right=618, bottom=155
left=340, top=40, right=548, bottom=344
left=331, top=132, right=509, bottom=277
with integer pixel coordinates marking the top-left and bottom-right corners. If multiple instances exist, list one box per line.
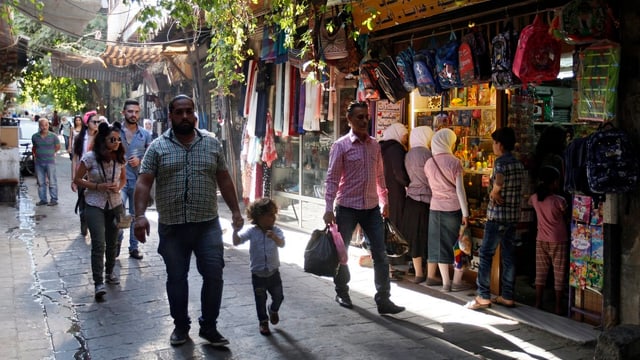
left=246, top=198, right=278, bottom=225
left=535, top=166, right=561, bottom=201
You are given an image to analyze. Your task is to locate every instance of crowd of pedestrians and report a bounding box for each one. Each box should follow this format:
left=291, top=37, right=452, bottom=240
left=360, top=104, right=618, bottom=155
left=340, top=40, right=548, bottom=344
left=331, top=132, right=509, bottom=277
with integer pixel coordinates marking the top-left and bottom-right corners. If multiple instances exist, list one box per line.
left=26, top=97, right=568, bottom=349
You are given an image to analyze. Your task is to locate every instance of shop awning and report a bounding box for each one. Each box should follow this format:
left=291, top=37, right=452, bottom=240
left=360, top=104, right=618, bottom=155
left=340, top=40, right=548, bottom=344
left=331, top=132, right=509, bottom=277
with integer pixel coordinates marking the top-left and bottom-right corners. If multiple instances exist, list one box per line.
left=15, top=0, right=103, bottom=36
left=99, top=44, right=189, bottom=67
left=50, top=51, right=140, bottom=83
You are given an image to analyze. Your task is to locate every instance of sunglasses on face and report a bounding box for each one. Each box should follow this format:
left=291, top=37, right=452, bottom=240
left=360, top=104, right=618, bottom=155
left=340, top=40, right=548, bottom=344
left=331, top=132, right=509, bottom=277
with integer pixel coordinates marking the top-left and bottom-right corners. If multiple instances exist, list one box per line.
left=109, top=137, right=122, bottom=144
left=90, top=120, right=101, bottom=124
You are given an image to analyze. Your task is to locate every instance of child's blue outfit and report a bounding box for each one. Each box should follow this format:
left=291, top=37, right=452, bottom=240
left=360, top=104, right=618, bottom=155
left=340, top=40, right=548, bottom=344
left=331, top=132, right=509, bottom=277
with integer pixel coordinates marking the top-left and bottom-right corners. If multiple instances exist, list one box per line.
left=235, top=225, right=285, bottom=323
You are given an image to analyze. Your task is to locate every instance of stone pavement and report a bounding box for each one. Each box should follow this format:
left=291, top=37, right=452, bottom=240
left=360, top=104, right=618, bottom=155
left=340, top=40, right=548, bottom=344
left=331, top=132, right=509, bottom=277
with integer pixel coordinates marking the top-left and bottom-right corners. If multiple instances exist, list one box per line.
left=0, top=152, right=598, bottom=359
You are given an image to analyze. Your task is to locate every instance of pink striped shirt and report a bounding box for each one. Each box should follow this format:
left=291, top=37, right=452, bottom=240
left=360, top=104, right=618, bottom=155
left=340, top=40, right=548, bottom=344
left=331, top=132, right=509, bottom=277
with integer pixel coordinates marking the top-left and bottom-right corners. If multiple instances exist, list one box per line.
left=325, top=131, right=388, bottom=212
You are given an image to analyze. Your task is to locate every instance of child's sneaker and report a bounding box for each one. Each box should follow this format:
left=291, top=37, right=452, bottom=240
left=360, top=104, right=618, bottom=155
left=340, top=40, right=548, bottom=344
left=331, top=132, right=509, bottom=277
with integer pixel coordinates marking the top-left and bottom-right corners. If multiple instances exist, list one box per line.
left=269, top=309, right=279, bottom=325
left=259, top=321, right=271, bottom=336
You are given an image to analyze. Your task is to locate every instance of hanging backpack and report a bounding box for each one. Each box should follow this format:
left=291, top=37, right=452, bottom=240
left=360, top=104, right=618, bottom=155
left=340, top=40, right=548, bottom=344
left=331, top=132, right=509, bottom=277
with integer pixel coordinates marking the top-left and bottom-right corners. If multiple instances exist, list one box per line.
left=586, top=123, right=639, bottom=194
left=464, top=28, right=492, bottom=81
left=458, top=40, right=475, bottom=86
left=555, top=0, right=617, bottom=45
left=512, top=14, right=562, bottom=86
left=375, top=56, right=409, bottom=103
left=491, top=22, right=518, bottom=90
left=358, top=59, right=384, bottom=101
left=396, top=47, right=416, bottom=92
left=413, top=49, right=440, bottom=96
left=436, top=31, right=463, bottom=89
left=564, top=136, right=591, bottom=194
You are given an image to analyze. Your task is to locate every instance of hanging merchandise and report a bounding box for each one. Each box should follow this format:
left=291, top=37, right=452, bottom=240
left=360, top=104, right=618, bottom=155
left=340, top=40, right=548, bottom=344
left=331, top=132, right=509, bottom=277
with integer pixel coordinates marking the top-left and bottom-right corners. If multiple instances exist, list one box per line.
left=585, top=122, right=639, bottom=194
left=357, top=59, right=384, bottom=101
left=463, top=27, right=492, bottom=82
left=436, top=31, right=463, bottom=89
left=458, top=38, right=475, bottom=86
left=396, top=46, right=416, bottom=92
left=512, top=14, right=562, bottom=86
left=577, top=41, right=620, bottom=121
left=550, top=0, right=618, bottom=45
left=375, top=56, right=409, bottom=103
left=318, top=9, right=349, bottom=61
left=413, top=47, right=440, bottom=96
left=491, top=21, right=519, bottom=90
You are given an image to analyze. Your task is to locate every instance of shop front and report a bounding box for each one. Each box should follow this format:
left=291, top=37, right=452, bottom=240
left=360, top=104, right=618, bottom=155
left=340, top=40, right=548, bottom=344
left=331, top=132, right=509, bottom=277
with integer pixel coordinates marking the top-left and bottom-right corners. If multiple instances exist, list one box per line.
left=235, top=0, right=621, bottom=326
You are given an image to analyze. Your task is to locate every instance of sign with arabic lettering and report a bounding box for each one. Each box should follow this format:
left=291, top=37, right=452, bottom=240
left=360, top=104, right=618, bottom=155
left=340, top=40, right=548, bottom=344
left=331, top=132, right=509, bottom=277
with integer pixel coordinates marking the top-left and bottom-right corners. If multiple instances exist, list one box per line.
left=352, top=0, right=490, bottom=33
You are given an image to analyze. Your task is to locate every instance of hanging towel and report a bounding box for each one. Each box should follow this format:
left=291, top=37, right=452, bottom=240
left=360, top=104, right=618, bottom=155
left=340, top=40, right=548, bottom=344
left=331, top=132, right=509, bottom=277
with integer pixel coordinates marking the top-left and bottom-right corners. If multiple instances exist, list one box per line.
left=262, top=111, right=278, bottom=167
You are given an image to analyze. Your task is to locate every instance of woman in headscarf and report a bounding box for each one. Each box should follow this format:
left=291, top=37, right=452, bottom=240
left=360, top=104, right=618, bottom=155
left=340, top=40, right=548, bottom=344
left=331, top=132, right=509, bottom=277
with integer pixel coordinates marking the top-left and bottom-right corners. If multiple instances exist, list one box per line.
left=424, top=128, right=471, bottom=292
left=379, top=123, right=410, bottom=280
left=403, top=126, right=435, bottom=284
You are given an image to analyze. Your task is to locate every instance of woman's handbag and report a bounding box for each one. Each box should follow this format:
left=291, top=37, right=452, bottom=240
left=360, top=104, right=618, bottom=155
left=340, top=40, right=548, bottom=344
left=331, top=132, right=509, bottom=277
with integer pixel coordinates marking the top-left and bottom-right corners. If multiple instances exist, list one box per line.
left=114, top=204, right=132, bottom=229
left=384, top=219, right=409, bottom=258
left=304, top=227, right=339, bottom=277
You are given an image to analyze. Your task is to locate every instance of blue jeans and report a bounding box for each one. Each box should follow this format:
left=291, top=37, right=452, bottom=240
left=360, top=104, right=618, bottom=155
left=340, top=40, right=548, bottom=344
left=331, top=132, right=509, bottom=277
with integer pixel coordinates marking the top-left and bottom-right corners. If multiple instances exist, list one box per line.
left=85, top=205, right=119, bottom=284
left=119, top=179, right=139, bottom=252
left=252, top=271, right=284, bottom=323
left=35, top=162, right=58, bottom=203
left=334, top=205, right=390, bottom=304
left=158, top=219, right=225, bottom=332
left=476, top=220, right=517, bottom=301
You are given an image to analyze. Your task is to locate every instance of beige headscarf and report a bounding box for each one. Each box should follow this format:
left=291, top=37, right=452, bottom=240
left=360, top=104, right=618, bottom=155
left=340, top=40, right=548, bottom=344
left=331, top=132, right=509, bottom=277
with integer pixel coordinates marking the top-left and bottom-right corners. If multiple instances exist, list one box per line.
left=382, top=123, right=408, bottom=148
left=409, top=126, right=434, bottom=149
left=431, top=128, right=457, bottom=155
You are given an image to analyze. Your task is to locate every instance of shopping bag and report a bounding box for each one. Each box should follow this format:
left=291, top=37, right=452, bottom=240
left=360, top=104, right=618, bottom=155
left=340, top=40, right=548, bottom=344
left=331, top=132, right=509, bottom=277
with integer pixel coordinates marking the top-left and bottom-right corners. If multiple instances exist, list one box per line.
left=328, top=224, right=348, bottom=265
left=453, top=225, right=473, bottom=269
left=384, top=219, right=409, bottom=258
left=304, top=227, right=339, bottom=277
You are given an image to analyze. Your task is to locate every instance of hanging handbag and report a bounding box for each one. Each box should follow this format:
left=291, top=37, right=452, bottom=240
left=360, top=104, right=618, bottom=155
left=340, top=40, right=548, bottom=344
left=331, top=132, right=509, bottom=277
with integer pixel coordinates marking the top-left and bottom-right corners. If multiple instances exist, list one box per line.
left=319, top=9, right=349, bottom=61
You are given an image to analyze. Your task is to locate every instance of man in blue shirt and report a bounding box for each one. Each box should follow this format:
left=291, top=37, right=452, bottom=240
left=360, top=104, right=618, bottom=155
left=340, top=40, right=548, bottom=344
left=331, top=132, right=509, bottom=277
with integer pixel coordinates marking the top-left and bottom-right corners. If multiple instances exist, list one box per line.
left=32, top=117, right=61, bottom=206
left=118, top=99, right=153, bottom=259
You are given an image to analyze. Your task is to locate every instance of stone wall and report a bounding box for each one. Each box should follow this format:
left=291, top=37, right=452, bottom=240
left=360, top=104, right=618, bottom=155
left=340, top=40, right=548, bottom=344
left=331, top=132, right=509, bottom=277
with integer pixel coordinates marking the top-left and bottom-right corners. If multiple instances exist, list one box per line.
left=618, top=3, right=640, bottom=325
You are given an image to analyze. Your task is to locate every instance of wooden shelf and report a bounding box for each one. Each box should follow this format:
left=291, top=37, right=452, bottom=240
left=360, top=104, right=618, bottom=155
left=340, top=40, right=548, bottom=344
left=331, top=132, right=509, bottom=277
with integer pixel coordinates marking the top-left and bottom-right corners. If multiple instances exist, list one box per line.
left=414, top=105, right=496, bottom=112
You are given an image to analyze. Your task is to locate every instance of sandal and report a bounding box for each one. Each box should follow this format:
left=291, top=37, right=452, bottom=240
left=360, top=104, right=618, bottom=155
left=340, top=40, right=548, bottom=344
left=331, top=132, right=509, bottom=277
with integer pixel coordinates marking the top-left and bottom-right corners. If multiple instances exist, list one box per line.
left=464, top=297, right=491, bottom=310
left=491, top=296, right=515, bottom=308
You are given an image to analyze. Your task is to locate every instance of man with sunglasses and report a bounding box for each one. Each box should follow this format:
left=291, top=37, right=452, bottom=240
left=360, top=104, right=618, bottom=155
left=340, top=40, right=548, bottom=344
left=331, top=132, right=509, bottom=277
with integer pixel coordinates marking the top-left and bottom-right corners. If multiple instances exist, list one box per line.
left=118, top=99, right=153, bottom=260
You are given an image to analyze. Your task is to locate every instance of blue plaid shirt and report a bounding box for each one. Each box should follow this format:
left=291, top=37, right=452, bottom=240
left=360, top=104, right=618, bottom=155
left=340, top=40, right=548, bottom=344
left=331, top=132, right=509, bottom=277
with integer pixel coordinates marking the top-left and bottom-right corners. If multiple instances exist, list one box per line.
left=486, top=152, right=525, bottom=223
left=139, top=129, right=227, bottom=225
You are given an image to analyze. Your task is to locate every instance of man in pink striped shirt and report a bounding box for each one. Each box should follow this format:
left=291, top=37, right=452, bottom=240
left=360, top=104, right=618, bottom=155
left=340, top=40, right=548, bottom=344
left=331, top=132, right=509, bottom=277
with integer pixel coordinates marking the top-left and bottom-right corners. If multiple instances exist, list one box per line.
left=323, top=101, right=405, bottom=315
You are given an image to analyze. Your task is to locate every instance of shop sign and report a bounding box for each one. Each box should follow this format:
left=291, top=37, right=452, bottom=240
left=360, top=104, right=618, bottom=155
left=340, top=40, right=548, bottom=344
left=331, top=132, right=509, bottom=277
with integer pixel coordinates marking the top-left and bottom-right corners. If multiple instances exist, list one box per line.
left=352, top=0, right=490, bottom=33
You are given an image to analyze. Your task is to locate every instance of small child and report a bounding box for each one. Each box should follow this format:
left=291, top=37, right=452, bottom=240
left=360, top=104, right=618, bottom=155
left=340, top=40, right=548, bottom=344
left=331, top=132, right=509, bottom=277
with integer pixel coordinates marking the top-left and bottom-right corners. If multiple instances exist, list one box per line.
left=232, top=198, right=285, bottom=336
left=528, top=166, right=569, bottom=315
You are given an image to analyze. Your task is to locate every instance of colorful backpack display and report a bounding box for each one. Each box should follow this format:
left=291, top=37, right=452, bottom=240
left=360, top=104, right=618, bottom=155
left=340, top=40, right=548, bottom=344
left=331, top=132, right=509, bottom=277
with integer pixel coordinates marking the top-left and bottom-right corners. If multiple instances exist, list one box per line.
left=375, top=56, right=409, bottom=103
left=586, top=123, right=639, bottom=194
left=436, top=31, right=463, bottom=89
left=396, top=47, right=416, bottom=92
left=491, top=22, right=519, bottom=90
left=512, top=14, right=562, bottom=86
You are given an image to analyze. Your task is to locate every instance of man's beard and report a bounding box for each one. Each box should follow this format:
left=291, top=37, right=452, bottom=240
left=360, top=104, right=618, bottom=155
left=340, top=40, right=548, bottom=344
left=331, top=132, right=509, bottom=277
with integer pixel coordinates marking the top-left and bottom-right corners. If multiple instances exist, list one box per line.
left=172, top=122, right=194, bottom=135
left=126, top=117, right=137, bottom=124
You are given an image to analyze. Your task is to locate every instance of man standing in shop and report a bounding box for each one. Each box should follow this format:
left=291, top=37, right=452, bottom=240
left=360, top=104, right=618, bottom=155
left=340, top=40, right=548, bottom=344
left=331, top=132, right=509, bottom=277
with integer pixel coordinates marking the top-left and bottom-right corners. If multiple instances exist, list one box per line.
left=323, top=100, right=405, bottom=315
left=133, top=94, right=244, bottom=346
left=119, top=99, right=153, bottom=260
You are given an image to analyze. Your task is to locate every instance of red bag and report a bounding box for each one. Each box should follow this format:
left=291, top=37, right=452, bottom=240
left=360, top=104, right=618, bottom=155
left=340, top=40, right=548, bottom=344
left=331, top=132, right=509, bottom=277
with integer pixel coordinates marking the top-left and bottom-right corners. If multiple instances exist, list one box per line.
left=512, top=14, right=562, bottom=86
